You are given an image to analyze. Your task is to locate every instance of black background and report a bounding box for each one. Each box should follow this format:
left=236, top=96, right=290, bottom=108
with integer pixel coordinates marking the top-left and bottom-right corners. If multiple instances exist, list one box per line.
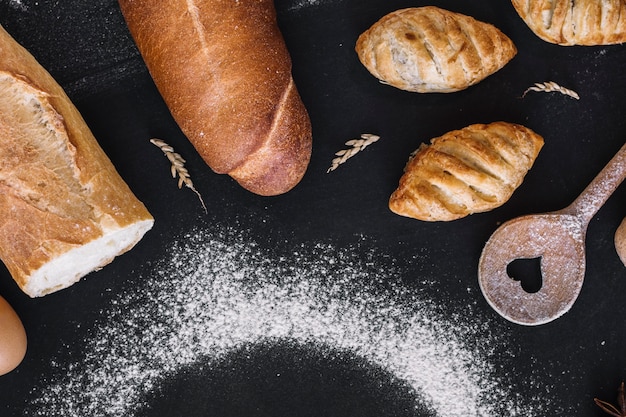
left=1, top=0, right=626, bottom=415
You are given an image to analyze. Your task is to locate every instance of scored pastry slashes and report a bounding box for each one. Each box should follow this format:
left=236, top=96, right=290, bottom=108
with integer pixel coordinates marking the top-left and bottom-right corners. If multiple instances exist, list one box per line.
left=389, top=122, right=544, bottom=221
left=511, top=0, right=626, bottom=45
left=355, top=6, right=517, bottom=93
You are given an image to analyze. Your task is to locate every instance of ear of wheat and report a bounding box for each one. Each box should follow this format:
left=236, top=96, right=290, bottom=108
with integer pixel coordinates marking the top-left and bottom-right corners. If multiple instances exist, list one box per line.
left=150, top=138, right=207, bottom=213
left=327, top=133, right=380, bottom=173
left=522, top=81, right=580, bottom=99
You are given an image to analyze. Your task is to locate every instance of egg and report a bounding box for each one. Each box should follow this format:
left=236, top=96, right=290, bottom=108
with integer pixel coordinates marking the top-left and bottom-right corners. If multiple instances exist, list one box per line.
left=0, top=295, right=27, bottom=376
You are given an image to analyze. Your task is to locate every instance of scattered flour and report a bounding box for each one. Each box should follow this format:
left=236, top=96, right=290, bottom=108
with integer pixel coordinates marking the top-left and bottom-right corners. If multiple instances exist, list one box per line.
left=6, top=0, right=28, bottom=11
left=26, top=226, right=552, bottom=416
left=285, top=0, right=334, bottom=12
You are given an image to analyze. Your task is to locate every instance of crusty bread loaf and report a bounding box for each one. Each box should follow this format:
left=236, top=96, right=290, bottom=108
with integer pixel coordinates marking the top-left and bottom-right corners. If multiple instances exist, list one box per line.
left=0, top=25, right=154, bottom=297
left=511, top=0, right=626, bottom=45
left=118, top=0, right=312, bottom=196
left=389, top=122, right=544, bottom=221
left=615, top=217, right=626, bottom=266
left=355, top=7, right=517, bottom=93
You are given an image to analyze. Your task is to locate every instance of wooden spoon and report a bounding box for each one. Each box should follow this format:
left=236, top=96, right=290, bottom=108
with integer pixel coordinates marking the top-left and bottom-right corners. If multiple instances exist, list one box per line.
left=478, top=142, right=626, bottom=326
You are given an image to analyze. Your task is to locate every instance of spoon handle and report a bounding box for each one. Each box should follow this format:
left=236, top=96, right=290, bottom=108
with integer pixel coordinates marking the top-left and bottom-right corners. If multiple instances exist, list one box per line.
left=564, top=141, right=626, bottom=224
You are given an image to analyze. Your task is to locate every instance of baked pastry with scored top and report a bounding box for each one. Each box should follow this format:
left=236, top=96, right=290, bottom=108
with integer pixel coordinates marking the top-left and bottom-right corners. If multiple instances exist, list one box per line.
left=355, top=6, right=517, bottom=93
left=511, top=0, right=626, bottom=45
left=389, top=122, right=544, bottom=221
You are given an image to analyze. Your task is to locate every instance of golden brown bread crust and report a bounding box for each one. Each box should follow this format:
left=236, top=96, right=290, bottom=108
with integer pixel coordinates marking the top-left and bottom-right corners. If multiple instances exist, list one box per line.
left=355, top=7, right=517, bottom=93
left=118, top=0, right=312, bottom=196
left=389, top=122, right=544, bottom=221
left=511, top=0, right=626, bottom=45
left=0, top=24, right=153, bottom=296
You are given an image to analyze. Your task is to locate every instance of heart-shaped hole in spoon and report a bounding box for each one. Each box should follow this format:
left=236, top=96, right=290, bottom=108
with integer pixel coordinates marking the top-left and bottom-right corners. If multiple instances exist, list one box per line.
left=506, top=257, right=542, bottom=294
left=479, top=141, right=626, bottom=325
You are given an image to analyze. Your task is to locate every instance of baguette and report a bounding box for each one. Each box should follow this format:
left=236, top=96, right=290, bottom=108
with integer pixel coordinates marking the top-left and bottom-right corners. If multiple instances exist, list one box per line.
left=0, top=25, right=154, bottom=297
left=118, top=0, right=312, bottom=196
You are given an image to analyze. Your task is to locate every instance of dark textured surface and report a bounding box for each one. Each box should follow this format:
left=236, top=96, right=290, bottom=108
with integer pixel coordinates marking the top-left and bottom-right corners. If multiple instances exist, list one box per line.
left=0, top=0, right=625, bottom=416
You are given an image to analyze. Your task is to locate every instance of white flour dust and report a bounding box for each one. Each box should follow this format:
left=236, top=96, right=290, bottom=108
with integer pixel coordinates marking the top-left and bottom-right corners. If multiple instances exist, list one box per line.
left=285, top=0, right=334, bottom=12
left=6, top=0, right=28, bottom=11
left=28, top=227, right=547, bottom=416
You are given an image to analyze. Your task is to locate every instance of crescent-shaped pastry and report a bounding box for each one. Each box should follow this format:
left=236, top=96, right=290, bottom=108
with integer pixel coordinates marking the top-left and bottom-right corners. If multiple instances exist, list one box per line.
left=511, top=0, right=626, bottom=45
left=355, top=7, right=517, bottom=93
left=389, top=122, right=544, bottom=221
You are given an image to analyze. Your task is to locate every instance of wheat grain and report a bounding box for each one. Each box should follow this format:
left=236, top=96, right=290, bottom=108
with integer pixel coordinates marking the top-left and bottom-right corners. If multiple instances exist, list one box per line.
left=150, top=138, right=207, bottom=213
left=522, top=81, right=580, bottom=99
left=327, top=134, right=380, bottom=173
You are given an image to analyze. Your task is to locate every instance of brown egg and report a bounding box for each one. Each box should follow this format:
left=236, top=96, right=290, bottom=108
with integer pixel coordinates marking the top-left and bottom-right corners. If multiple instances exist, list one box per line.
left=0, top=295, right=27, bottom=376
left=615, top=217, right=626, bottom=267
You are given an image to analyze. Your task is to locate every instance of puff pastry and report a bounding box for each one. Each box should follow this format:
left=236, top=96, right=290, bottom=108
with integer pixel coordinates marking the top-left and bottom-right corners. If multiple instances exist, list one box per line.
left=511, top=0, right=626, bottom=45
left=355, top=7, right=517, bottom=93
left=389, top=122, right=544, bottom=221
